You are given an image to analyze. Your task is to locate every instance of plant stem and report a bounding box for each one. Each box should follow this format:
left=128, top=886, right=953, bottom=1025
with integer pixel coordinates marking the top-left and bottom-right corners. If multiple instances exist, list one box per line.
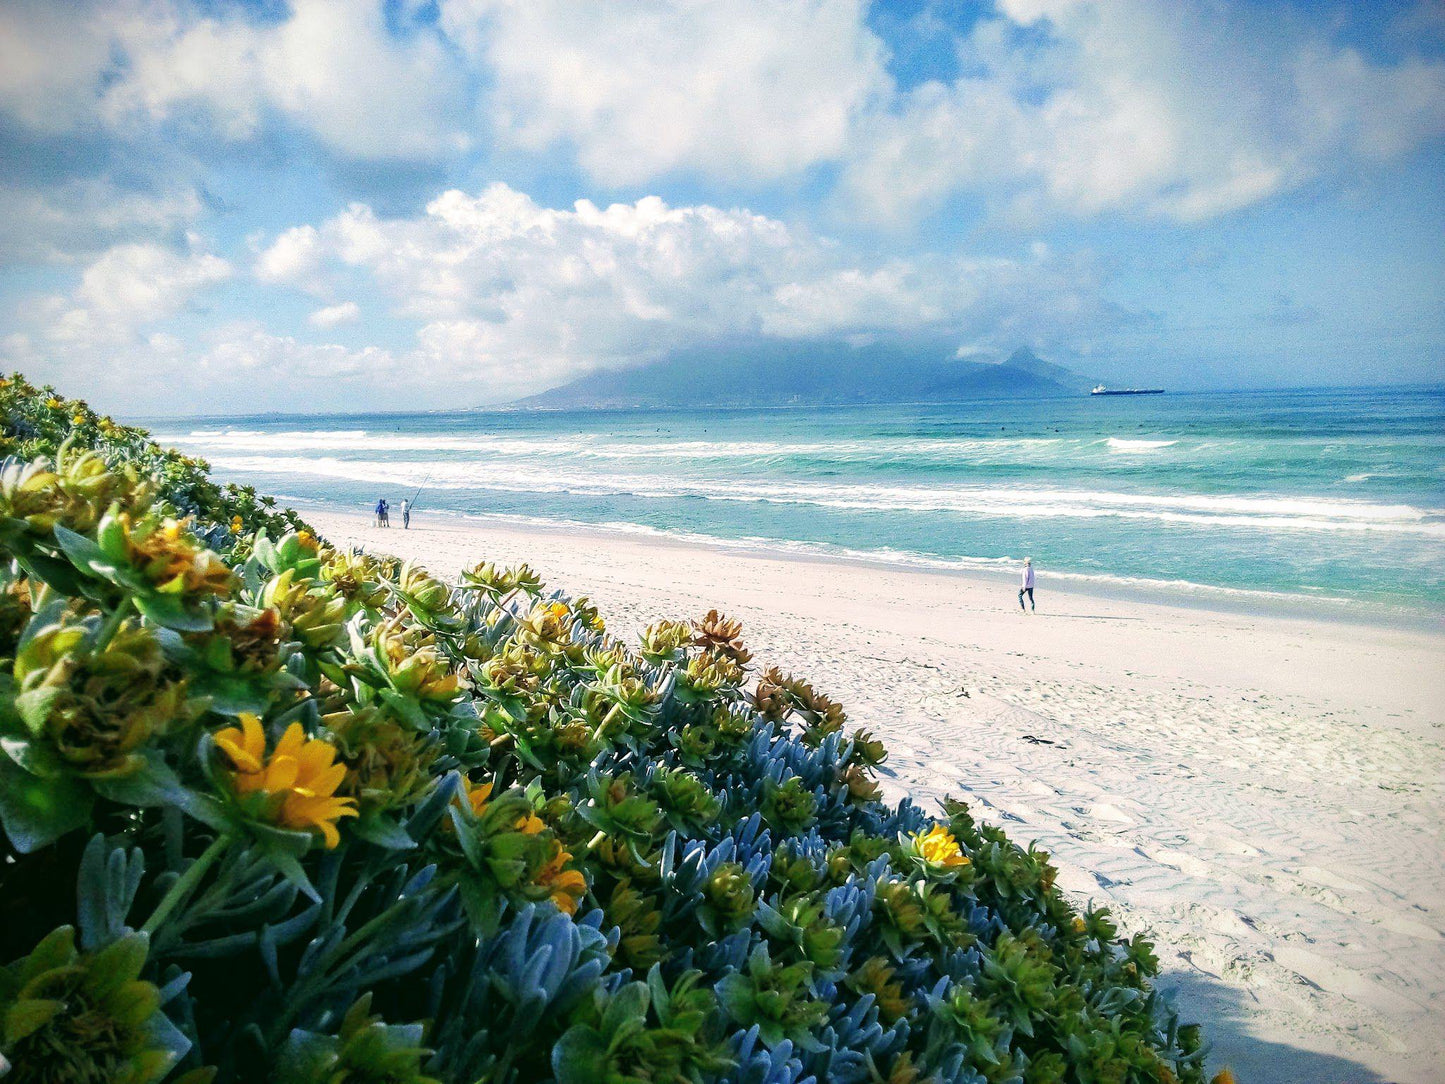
left=92, top=596, right=133, bottom=653
left=141, top=833, right=230, bottom=936
left=590, top=703, right=622, bottom=743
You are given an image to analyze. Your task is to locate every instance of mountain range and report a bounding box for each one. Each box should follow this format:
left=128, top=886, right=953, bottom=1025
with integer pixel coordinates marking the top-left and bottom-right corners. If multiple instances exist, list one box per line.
left=511, top=341, right=1096, bottom=409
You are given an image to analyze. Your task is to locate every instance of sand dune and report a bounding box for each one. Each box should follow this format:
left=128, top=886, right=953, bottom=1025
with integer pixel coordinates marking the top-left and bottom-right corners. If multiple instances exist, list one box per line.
left=311, top=509, right=1444, bottom=1084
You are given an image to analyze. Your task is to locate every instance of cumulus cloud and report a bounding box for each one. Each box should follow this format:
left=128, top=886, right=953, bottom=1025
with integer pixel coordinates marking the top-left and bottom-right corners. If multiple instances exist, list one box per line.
left=74, top=239, right=230, bottom=324
left=437, top=0, right=888, bottom=183
left=10, top=237, right=232, bottom=361
left=255, top=226, right=325, bottom=286
left=253, top=183, right=1114, bottom=398
left=198, top=326, right=394, bottom=379
left=308, top=301, right=361, bottom=328
left=0, top=180, right=204, bottom=262
left=0, top=0, right=469, bottom=161
left=3, top=0, right=1440, bottom=222
left=840, top=0, right=1445, bottom=223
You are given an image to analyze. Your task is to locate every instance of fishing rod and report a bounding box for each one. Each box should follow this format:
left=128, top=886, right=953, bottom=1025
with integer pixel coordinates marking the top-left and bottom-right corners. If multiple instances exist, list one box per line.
left=407, top=469, right=434, bottom=512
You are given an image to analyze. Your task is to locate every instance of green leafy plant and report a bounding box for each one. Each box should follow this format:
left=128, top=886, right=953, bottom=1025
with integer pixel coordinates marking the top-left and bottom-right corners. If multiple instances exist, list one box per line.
left=0, top=372, right=1228, bottom=1084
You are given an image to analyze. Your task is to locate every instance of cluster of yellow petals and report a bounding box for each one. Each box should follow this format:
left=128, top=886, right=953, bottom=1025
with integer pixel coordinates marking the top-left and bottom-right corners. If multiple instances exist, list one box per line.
left=126, top=515, right=234, bottom=597
left=536, top=841, right=587, bottom=916
left=457, top=777, right=545, bottom=834
left=229, top=515, right=244, bottom=534
left=455, top=777, right=583, bottom=912
left=458, top=776, right=494, bottom=818
left=214, top=714, right=358, bottom=847
left=914, top=824, right=970, bottom=870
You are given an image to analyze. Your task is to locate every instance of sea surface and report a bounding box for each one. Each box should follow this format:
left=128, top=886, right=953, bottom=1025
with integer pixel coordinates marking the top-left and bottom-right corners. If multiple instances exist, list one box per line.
left=152, top=386, right=1445, bottom=618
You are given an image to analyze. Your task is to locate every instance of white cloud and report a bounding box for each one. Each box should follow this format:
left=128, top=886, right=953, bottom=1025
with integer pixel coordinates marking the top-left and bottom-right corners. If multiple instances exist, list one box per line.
left=0, top=0, right=470, bottom=161
left=308, top=301, right=361, bottom=328
left=3, top=0, right=1439, bottom=219
left=198, top=326, right=395, bottom=379
left=255, top=182, right=1112, bottom=398
left=256, top=226, right=324, bottom=286
left=75, top=239, right=230, bottom=323
left=438, top=0, right=888, bottom=183
left=0, top=3, right=114, bottom=132
left=841, top=0, right=1445, bottom=223
left=20, top=238, right=233, bottom=353
left=0, top=180, right=204, bottom=262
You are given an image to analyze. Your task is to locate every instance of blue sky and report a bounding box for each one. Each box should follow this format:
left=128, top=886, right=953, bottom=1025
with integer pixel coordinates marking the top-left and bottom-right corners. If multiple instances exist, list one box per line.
left=0, top=0, right=1441, bottom=414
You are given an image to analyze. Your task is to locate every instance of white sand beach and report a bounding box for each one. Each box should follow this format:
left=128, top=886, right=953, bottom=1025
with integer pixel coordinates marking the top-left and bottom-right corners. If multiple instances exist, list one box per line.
left=312, top=508, right=1444, bottom=1084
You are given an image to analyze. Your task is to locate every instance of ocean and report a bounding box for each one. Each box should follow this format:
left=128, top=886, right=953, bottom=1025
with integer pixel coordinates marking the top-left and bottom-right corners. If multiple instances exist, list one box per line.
left=152, top=385, right=1445, bottom=618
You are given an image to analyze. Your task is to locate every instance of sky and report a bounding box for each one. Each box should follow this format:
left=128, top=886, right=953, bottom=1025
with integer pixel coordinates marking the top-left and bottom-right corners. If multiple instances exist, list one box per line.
left=0, top=0, right=1442, bottom=415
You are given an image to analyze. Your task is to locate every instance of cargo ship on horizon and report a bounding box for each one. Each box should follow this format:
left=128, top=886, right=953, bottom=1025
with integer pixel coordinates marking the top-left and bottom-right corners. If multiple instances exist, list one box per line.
left=1091, top=384, right=1165, bottom=396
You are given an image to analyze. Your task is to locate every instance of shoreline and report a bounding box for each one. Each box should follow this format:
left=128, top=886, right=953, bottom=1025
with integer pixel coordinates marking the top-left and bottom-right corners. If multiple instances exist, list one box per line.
left=289, top=498, right=1443, bottom=635
left=307, top=505, right=1444, bottom=1083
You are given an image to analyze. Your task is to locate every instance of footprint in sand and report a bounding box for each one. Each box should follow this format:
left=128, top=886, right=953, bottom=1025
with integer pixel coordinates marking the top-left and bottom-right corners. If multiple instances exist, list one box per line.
left=1137, top=845, right=1214, bottom=879
left=1088, top=802, right=1135, bottom=825
left=1373, top=910, right=1443, bottom=942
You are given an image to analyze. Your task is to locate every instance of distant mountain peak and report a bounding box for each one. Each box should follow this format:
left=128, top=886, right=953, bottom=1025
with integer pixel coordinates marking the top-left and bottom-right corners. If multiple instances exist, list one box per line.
left=513, top=339, right=1095, bottom=410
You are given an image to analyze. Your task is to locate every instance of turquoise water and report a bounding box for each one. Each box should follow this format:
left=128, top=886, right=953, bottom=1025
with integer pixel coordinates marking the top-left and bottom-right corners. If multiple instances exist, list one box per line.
left=153, top=386, right=1445, bottom=616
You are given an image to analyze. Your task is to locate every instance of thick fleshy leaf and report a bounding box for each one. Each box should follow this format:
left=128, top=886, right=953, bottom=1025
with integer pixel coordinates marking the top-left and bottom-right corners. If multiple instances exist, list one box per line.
left=551, top=1025, right=610, bottom=1084
left=0, top=755, right=92, bottom=852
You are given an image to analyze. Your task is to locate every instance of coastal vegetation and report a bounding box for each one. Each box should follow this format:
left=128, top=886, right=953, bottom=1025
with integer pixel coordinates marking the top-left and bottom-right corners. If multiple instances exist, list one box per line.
left=1, top=372, right=1221, bottom=1083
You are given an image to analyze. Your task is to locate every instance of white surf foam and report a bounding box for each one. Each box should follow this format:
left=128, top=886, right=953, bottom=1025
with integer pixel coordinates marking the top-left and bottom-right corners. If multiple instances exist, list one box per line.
left=207, top=454, right=1445, bottom=537
left=1106, top=437, right=1178, bottom=452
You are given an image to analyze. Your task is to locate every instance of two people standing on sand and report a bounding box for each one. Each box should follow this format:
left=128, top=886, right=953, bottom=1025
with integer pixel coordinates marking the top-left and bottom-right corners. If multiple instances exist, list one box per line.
left=373, top=498, right=413, bottom=528
left=1018, top=556, right=1036, bottom=613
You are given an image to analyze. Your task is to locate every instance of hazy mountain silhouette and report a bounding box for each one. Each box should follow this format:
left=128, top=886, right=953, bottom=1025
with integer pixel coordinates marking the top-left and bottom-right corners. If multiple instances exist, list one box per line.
left=512, top=340, right=1095, bottom=408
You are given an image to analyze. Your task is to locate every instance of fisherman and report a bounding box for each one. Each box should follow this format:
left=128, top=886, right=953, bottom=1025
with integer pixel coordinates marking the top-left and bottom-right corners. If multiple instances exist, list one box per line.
left=1018, top=557, right=1035, bottom=613
left=401, top=498, right=411, bottom=530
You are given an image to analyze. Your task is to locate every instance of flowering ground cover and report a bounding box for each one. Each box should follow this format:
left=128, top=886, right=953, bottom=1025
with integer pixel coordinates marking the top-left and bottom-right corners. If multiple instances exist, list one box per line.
left=0, top=372, right=1224, bottom=1083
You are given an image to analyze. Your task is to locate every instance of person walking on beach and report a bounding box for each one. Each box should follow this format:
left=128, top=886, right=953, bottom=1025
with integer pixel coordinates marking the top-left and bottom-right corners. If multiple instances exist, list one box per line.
left=374, top=498, right=385, bottom=527
left=1018, top=557, right=1035, bottom=613
left=401, top=499, right=411, bottom=530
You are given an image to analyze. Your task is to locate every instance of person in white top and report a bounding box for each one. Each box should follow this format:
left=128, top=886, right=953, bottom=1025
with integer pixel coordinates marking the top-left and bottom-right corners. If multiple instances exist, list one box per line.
left=1018, top=557, right=1035, bottom=612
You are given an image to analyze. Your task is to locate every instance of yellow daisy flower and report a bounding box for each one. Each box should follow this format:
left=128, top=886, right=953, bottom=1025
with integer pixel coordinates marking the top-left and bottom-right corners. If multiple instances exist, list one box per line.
left=913, top=824, right=970, bottom=870
left=214, top=714, right=358, bottom=847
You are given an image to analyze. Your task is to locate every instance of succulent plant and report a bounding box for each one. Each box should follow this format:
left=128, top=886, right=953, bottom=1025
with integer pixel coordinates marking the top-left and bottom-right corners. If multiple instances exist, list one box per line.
left=0, top=926, right=189, bottom=1084
left=553, top=965, right=733, bottom=1084
left=0, top=372, right=1220, bottom=1084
